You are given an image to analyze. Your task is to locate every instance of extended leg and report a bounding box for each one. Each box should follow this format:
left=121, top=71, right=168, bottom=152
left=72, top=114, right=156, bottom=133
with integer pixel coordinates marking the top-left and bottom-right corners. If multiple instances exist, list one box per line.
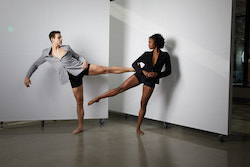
left=72, top=85, right=84, bottom=135
left=88, top=75, right=139, bottom=105
left=88, top=64, right=134, bottom=75
left=136, top=85, right=154, bottom=135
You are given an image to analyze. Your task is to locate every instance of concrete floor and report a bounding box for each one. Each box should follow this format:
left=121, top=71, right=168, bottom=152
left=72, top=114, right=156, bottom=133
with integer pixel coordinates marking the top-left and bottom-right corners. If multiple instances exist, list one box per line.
left=0, top=112, right=250, bottom=167
left=232, top=98, right=250, bottom=135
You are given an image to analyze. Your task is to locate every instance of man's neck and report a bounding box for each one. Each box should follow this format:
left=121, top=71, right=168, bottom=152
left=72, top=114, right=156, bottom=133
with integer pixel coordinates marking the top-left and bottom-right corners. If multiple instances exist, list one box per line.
left=51, top=44, right=60, bottom=50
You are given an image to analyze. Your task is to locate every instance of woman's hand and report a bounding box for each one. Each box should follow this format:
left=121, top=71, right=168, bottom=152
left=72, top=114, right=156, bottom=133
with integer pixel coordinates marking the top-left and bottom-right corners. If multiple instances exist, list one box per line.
left=148, top=72, right=158, bottom=78
left=82, top=61, right=88, bottom=70
left=24, top=77, right=31, bottom=87
left=142, top=70, right=149, bottom=78
left=142, top=70, right=158, bottom=78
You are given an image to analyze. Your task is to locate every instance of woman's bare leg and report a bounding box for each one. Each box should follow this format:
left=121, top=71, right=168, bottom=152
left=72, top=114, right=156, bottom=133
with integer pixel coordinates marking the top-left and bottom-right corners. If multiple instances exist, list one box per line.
left=136, top=85, right=154, bottom=135
left=72, top=85, right=84, bottom=135
left=88, top=75, right=139, bottom=105
left=88, top=64, right=134, bottom=75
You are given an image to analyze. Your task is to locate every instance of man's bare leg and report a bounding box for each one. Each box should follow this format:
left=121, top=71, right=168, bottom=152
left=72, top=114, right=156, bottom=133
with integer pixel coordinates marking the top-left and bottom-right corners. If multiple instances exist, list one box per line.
left=88, top=64, right=134, bottom=75
left=136, top=85, right=154, bottom=135
left=72, top=85, right=84, bottom=134
left=88, top=75, right=139, bottom=105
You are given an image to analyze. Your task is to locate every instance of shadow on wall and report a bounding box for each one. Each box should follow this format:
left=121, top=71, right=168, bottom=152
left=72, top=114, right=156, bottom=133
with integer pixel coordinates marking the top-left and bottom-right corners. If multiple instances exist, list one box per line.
left=159, top=38, right=180, bottom=117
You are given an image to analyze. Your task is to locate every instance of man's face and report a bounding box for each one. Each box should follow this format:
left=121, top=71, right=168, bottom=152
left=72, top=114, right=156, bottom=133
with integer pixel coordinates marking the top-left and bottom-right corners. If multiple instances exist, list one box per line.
left=51, top=33, right=62, bottom=45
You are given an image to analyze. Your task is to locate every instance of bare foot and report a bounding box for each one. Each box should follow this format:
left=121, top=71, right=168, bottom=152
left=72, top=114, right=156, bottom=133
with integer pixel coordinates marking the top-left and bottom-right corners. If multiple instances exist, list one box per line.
left=72, top=127, right=84, bottom=135
left=88, top=98, right=100, bottom=106
left=136, top=129, right=144, bottom=135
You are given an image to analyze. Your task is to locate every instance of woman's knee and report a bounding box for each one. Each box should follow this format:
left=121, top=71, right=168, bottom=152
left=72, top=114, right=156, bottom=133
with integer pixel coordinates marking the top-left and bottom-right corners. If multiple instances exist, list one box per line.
left=140, top=100, right=148, bottom=110
left=114, top=85, right=125, bottom=93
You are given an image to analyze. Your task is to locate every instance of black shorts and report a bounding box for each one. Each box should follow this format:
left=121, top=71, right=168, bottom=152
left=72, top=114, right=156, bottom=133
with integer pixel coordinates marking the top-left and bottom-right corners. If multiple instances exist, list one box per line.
left=68, top=64, right=90, bottom=88
left=134, top=73, right=156, bottom=89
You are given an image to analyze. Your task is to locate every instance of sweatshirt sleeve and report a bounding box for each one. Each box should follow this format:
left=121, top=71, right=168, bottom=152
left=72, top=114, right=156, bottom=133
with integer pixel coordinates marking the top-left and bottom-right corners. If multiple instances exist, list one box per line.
left=158, top=54, right=171, bottom=78
left=132, top=53, right=146, bottom=74
left=68, top=45, right=86, bottom=64
left=25, top=53, right=46, bottom=78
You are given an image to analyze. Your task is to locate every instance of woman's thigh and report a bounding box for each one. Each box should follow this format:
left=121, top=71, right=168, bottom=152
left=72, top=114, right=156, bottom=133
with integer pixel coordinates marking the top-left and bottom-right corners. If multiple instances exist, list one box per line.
left=140, top=85, right=154, bottom=106
left=117, top=74, right=140, bottom=92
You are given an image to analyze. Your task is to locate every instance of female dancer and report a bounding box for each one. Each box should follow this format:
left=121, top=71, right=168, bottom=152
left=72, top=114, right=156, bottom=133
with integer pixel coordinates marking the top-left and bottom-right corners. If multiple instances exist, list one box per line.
left=88, top=34, right=171, bottom=135
left=24, top=31, right=134, bottom=134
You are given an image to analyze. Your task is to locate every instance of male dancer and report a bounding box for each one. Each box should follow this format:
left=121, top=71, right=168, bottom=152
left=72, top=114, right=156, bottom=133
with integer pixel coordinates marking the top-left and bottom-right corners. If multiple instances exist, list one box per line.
left=24, top=31, right=134, bottom=134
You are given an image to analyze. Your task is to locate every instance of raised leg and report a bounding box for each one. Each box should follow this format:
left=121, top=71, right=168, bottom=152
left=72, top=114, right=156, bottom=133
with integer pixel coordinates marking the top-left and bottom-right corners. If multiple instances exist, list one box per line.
left=136, top=85, right=154, bottom=135
left=88, top=75, right=139, bottom=106
left=72, top=85, right=84, bottom=135
left=88, top=64, right=134, bottom=75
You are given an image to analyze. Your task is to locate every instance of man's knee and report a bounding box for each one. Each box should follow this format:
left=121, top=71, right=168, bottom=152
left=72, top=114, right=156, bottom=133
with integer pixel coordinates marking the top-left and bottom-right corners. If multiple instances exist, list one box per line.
left=76, top=97, right=83, bottom=105
left=102, top=67, right=111, bottom=73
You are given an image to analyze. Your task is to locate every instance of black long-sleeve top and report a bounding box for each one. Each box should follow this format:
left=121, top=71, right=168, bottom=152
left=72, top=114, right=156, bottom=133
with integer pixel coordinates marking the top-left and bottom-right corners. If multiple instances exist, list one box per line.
left=132, top=50, right=171, bottom=84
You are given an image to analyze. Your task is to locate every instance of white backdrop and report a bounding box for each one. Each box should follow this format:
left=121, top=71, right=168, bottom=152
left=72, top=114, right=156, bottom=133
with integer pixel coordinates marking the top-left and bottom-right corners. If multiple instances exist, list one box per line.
left=0, top=0, right=109, bottom=121
left=109, top=0, right=232, bottom=135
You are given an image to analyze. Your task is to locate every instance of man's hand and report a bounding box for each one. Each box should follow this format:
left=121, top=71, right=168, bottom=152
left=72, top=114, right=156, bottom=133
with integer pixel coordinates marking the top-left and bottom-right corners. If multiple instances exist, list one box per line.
left=24, top=77, right=31, bottom=87
left=148, top=72, right=158, bottom=78
left=82, top=61, right=88, bottom=70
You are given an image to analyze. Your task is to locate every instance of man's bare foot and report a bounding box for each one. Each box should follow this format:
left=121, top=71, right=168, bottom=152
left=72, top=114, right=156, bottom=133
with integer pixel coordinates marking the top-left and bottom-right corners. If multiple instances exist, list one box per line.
left=88, top=98, right=100, bottom=106
left=136, top=129, right=144, bottom=135
left=72, top=127, right=84, bottom=135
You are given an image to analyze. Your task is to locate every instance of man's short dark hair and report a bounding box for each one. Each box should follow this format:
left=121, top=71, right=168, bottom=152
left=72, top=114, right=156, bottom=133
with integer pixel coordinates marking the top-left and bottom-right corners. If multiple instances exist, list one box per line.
left=49, top=31, right=61, bottom=41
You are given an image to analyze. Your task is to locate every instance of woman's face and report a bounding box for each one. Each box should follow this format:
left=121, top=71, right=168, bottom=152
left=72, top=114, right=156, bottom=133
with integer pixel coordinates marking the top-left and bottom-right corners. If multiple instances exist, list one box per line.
left=148, top=38, right=156, bottom=50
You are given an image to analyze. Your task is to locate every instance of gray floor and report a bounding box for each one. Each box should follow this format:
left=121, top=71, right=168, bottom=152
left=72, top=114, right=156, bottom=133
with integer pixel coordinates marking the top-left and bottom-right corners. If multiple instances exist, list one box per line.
left=0, top=112, right=250, bottom=167
left=232, top=98, right=250, bottom=135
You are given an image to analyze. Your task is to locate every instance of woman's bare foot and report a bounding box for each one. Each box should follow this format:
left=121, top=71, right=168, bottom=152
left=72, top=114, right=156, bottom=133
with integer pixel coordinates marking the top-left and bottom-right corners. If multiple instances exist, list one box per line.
left=136, top=129, right=144, bottom=135
left=88, top=98, right=100, bottom=106
left=72, top=127, right=84, bottom=135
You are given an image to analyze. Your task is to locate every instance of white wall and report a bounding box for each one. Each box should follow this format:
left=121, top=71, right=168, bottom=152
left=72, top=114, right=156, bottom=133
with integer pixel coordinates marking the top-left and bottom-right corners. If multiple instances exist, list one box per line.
left=0, top=0, right=109, bottom=121
left=109, top=0, right=232, bottom=135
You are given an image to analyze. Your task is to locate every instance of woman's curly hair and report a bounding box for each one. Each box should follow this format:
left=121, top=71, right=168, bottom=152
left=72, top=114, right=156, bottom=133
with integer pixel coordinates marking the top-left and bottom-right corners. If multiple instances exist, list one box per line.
left=149, top=34, right=165, bottom=51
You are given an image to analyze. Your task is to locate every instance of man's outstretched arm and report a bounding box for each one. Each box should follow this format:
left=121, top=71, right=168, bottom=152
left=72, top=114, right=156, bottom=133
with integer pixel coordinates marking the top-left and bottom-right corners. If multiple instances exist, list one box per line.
left=24, top=54, right=46, bottom=87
